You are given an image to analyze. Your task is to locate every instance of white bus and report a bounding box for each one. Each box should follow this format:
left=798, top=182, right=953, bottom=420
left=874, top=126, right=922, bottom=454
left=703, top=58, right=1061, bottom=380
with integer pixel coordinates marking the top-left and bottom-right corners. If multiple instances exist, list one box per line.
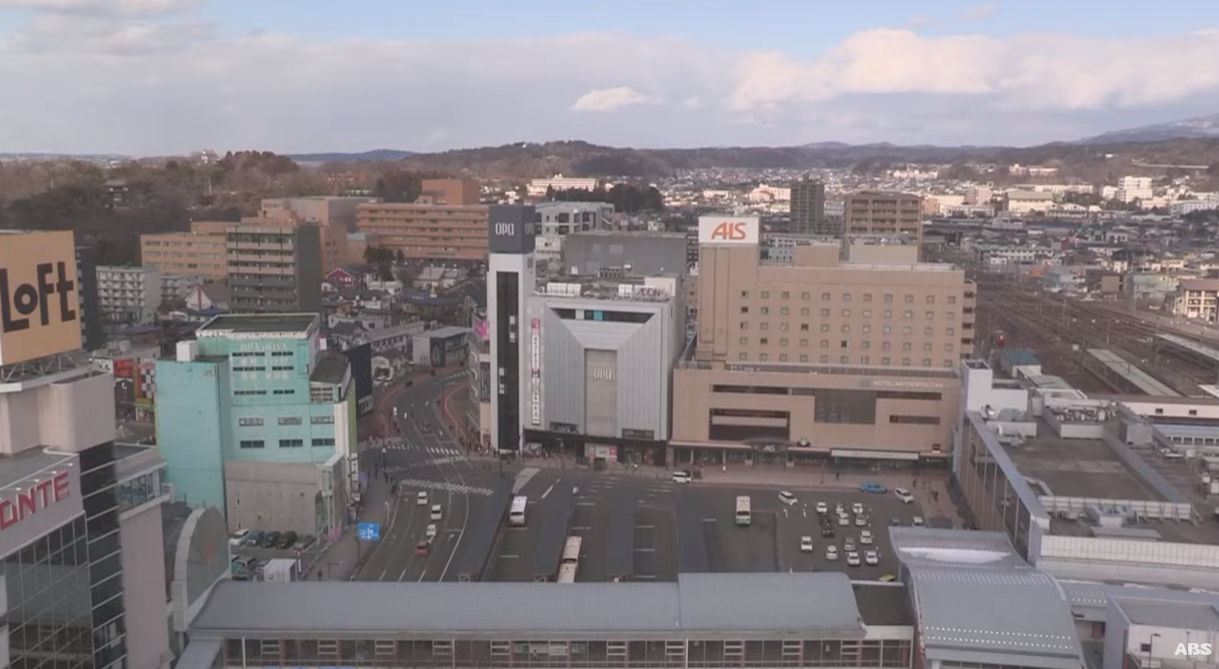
left=557, top=536, right=582, bottom=583
left=735, top=496, right=752, bottom=526
left=508, top=496, right=528, bottom=527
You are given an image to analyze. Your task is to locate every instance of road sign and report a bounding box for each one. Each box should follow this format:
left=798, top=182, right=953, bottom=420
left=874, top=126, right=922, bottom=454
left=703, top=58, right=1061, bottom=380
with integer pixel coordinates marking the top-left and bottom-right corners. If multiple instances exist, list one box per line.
left=357, top=522, right=380, bottom=541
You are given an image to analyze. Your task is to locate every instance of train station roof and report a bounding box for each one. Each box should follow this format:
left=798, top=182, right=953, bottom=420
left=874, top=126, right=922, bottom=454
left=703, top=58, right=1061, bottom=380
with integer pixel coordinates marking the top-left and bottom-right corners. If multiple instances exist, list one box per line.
left=189, top=573, right=866, bottom=637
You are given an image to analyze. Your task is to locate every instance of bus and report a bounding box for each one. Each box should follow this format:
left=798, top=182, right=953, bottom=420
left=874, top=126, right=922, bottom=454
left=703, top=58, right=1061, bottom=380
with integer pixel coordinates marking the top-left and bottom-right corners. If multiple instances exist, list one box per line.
left=557, top=536, right=582, bottom=583
left=508, top=496, right=528, bottom=527
left=735, top=496, right=752, bottom=526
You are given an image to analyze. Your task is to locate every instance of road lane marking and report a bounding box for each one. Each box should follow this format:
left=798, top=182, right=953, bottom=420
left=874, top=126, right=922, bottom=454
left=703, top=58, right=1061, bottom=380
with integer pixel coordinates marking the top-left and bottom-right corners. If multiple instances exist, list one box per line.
left=576, top=502, right=596, bottom=507
left=541, top=483, right=555, bottom=499
left=571, top=526, right=592, bottom=531
left=635, top=574, right=657, bottom=579
left=499, top=554, right=519, bottom=559
left=633, top=548, right=655, bottom=553
left=701, top=518, right=717, bottom=522
left=634, top=525, right=655, bottom=530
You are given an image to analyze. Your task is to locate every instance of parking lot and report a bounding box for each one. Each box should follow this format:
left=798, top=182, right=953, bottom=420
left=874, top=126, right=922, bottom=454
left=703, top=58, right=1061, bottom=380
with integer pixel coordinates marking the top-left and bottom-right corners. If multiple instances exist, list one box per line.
left=475, top=469, right=929, bottom=583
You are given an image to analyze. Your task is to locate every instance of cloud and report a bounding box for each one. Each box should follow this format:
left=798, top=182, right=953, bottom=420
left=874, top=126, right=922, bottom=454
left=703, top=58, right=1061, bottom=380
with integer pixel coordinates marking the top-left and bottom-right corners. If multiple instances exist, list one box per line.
left=961, top=2, right=999, bottom=22
left=570, top=86, right=654, bottom=113
left=0, top=10, right=1217, bottom=154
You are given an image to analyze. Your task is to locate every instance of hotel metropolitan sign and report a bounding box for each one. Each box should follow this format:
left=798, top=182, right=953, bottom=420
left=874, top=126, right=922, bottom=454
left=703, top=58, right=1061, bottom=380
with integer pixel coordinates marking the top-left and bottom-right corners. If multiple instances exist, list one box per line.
left=859, top=378, right=948, bottom=390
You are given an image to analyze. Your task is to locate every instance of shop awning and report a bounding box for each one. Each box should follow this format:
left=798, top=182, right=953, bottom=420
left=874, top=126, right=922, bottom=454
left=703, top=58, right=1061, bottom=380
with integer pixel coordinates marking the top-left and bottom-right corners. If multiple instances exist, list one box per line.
left=831, top=448, right=920, bottom=461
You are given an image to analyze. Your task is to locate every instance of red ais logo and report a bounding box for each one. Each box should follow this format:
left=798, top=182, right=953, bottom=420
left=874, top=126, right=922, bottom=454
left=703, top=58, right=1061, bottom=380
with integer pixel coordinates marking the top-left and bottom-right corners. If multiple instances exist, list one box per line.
left=710, top=221, right=749, bottom=241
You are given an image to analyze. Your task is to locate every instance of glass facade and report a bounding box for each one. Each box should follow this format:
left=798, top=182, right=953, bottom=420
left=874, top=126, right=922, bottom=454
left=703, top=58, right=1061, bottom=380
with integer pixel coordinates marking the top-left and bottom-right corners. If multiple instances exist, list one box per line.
left=79, top=442, right=126, bottom=669
left=2, top=516, right=95, bottom=669
left=116, top=468, right=164, bottom=514
left=959, top=422, right=1035, bottom=557
left=221, top=636, right=912, bottom=669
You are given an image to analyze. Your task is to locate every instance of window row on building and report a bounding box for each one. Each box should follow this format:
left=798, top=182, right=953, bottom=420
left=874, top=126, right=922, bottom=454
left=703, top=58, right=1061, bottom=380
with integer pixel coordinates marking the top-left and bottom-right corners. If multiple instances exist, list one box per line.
left=741, top=290, right=958, bottom=305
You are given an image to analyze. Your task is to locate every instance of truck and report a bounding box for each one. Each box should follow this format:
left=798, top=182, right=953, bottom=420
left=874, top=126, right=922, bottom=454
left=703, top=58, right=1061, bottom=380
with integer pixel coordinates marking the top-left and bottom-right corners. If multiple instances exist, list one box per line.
left=261, top=558, right=301, bottom=583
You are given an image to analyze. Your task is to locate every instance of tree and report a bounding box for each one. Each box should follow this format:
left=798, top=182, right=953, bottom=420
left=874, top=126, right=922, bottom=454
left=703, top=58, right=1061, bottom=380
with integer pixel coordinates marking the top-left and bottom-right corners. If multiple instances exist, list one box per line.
left=395, top=249, right=406, bottom=264
left=362, top=245, right=395, bottom=281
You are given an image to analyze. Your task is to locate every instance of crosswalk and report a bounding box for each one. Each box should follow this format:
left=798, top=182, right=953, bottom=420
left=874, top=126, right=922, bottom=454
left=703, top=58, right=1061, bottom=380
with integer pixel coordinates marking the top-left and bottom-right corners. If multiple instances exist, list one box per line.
left=393, top=477, right=493, bottom=496
left=386, top=443, right=461, bottom=456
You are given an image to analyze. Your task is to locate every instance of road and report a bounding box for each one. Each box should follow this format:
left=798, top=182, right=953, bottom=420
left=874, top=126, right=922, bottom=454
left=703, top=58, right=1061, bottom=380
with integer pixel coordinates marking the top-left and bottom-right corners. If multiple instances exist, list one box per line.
left=357, top=368, right=485, bottom=582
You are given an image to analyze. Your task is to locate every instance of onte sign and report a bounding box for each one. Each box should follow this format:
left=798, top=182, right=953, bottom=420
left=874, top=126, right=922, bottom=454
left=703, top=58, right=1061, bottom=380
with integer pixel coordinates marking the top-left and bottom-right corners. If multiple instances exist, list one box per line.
left=698, top=216, right=760, bottom=246
left=0, top=231, right=82, bottom=365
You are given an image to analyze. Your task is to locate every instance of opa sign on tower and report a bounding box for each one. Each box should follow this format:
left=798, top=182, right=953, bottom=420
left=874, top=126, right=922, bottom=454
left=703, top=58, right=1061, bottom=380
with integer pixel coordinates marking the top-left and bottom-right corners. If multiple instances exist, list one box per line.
left=698, top=216, right=759, bottom=245
left=0, top=230, right=81, bottom=366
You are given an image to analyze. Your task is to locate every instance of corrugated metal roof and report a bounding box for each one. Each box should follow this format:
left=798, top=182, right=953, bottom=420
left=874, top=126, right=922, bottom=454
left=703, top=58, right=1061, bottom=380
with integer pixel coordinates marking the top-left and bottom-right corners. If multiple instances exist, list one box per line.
left=1117, top=599, right=1219, bottom=630
left=191, top=573, right=865, bottom=636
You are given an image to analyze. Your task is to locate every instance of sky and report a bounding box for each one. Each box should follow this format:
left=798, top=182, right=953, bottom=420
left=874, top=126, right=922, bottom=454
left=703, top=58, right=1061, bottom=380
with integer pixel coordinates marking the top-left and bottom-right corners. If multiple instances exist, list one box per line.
left=1, top=0, right=1218, bottom=155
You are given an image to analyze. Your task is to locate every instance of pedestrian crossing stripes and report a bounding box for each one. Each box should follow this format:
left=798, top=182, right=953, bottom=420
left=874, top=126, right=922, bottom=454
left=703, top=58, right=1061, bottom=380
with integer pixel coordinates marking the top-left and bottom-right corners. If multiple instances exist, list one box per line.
left=386, top=443, right=461, bottom=456
left=395, top=477, right=493, bottom=496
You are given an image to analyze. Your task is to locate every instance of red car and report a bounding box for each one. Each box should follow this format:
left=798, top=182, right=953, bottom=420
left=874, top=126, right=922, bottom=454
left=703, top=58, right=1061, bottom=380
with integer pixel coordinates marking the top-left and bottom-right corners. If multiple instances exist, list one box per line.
left=415, top=541, right=429, bottom=556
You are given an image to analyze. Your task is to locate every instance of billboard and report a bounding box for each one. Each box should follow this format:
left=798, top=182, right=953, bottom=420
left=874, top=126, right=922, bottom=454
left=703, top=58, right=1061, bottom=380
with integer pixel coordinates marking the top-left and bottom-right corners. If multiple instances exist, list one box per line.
left=488, top=205, right=538, bottom=255
left=341, top=343, right=374, bottom=416
left=0, top=457, right=84, bottom=553
left=472, top=317, right=489, bottom=342
left=0, top=231, right=82, bottom=365
left=698, top=216, right=760, bottom=246
left=479, top=361, right=491, bottom=402
left=530, top=318, right=541, bottom=426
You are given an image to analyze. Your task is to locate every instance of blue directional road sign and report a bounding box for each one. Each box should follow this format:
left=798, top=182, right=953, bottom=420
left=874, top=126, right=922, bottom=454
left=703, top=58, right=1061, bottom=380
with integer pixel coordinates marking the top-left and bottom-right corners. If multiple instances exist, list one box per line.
left=357, top=522, right=380, bottom=541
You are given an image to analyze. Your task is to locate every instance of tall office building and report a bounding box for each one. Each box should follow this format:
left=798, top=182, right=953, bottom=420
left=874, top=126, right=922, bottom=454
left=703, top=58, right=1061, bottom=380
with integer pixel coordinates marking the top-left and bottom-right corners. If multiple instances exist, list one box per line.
left=75, top=245, right=105, bottom=351
left=486, top=206, right=538, bottom=453
left=225, top=225, right=323, bottom=314
left=790, top=178, right=829, bottom=235
left=1, top=230, right=171, bottom=669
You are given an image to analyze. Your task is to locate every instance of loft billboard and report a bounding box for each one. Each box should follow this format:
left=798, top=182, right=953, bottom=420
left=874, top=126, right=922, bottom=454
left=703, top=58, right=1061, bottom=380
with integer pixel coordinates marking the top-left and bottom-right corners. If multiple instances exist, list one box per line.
left=698, top=216, right=760, bottom=246
left=0, top=231, right=82, bottom=366
left=0, top=457, right=84, bottom=554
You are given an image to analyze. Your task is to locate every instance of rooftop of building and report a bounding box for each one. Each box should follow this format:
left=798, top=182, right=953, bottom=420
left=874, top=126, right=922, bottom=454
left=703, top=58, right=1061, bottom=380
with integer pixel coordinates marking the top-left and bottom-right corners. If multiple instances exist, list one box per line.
left=196, top=313, right=318, bottom=335
left=567, top=229, right=686, bottom=239
left=190, top=573, right=867, bottom=637
left=1006, top=419, right=1164, bottom=501
left=0, top=447, right=77, bottom=491
left=420, top=325, right=470, bottom=340
left=852, top=583, right=915, bottom=626
left=309, top=351, right=349, bottom=386
left=890, top=528, right=1085, bottom=669
left=536, top=276, right=678, bottom=303
left=1117, top=598, right=1219, bottom=630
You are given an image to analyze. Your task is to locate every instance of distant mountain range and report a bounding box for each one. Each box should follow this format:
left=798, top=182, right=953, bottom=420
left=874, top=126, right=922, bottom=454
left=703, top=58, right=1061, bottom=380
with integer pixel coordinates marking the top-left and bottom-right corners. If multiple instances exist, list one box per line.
left=286, top=149, right=417, bottom=163
left=1080, top=113, right=1219, bottom=144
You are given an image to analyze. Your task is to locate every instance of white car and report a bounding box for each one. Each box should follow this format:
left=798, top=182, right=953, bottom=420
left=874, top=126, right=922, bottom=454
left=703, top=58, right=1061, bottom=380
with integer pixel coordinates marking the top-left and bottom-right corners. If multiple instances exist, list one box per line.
left=229, top=528, right=251, bottom=547
left=912, top=516, right=925, bottom=527
left=672, top=470, right=692, bottom=484
left=426, top=524, right=438, bottom=539
left=844, top=538, right=856, bottom=552
left=800, top=536, right=814, bottom=553
left=778, top=491, right=797, bottom=506
left=860, top=530, right=874, bottom=545
left=855, top=515, right=868, bottom=527
left=852, top=502, right=864, bottom=515
left=430, top=504, right=443, bottom=521
left=825, top=545, right=839, bottom=560
left=837, top=514, right=850, bottom=526
left=894, top=488, right=915, bottom=504
left=416, top=491, right=429, bottom=506
left=865, top=550, right=879, bottom=566
left=815, top=501, right=828, bottom=514
left=846, top=551, right=861, bottom=567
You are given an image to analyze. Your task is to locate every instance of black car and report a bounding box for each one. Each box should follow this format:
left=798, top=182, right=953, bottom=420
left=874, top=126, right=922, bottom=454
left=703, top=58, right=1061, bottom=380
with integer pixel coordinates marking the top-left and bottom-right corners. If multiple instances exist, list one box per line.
left=821, top=525, right=835, bottom=538
left=259, top=531, right=281, bottom=548
left=241, top=530, right=265, bottom=547
left=277, top=531, right=298, bottom=549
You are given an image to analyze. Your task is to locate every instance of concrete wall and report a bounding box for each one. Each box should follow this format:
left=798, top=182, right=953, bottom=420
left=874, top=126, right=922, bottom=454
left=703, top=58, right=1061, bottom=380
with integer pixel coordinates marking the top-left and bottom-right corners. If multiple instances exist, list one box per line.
left=155, top=358, right=231, bottom=510
left=120, top=501, right=171, bottom=669
left=224, top=460, right=320, bottom=534
left=0, top=370, right=116, bottom=455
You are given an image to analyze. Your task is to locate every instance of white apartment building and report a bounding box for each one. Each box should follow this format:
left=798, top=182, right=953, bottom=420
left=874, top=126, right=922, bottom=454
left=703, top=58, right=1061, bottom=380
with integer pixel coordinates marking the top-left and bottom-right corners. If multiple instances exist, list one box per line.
left=527, top=174, right=599, bottom=197
left=964, top=185, right=993, bottom=205
left=1171, top=199, right=1219, bottom=216
left=97, top=265, right=162, bottom=325
left=1171, top=278, right=1219, bottom=322
left=747, top=184, right=791, bottom=202
left=1117, top=176, right=1154, bottom=203
left=160, top=273, right=202, bottom=305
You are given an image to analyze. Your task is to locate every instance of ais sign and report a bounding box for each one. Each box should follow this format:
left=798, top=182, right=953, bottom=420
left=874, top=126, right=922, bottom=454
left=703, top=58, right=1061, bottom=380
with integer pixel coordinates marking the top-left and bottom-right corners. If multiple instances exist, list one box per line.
left=0, top=231, right=82, bottom=365
left=698, top=216, right=759, bottom=246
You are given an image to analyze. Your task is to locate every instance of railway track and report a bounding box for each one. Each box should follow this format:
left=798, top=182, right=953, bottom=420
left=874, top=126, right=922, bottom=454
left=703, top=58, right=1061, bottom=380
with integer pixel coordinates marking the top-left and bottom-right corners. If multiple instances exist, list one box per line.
left=973, top=277, right=1215, bottom=395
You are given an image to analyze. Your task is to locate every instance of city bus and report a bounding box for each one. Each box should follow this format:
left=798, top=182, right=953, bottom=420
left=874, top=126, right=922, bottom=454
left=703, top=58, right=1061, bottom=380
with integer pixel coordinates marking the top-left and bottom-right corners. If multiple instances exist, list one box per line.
left=557, top=536, right=582, bottom=583
left=508, top=496, right=528, bottom=527
left=735, top=496, right=752, bottom=526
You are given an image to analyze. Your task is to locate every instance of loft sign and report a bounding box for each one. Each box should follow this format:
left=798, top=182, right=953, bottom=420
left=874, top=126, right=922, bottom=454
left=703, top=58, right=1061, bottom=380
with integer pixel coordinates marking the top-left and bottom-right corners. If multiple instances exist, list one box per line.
left=0, top=261, right=78, bottom=333
left=0, top=471, right=72, bottom=530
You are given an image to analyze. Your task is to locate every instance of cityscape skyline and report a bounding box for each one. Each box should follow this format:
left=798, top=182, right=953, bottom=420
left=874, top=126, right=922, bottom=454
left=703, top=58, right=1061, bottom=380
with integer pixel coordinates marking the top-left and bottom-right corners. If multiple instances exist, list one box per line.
left=0, top=0, right=1217, bottom=154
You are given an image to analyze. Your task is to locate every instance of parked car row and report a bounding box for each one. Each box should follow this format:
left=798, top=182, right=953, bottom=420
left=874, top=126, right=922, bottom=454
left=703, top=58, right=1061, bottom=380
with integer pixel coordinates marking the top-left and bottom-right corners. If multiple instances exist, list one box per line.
left=229, top=528, right=312, bottom=551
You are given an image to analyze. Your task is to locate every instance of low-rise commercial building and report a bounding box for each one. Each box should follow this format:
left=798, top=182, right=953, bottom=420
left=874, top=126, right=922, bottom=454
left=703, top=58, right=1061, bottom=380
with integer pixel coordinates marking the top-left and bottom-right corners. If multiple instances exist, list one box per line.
left=670, top=217, right=973, bottom=468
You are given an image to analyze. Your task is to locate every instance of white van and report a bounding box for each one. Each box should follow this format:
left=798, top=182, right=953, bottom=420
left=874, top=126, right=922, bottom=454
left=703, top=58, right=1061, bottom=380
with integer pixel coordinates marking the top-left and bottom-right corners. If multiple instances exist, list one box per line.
left=416, top=491, right=429, bottom=507
left=672, top=470, right=692, bottom=484
left=430, top=504, right=443, bottom=521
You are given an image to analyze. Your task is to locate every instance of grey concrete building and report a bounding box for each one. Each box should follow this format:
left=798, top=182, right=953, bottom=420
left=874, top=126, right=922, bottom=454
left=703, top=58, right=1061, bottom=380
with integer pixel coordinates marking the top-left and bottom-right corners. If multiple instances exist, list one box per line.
left=790, top=178, right=830, bottom=235
left=563, top=231, right=690, bottom=279
left=523, top=275, right=686, bottom=465
left=226, top=225, right=323, bottom=314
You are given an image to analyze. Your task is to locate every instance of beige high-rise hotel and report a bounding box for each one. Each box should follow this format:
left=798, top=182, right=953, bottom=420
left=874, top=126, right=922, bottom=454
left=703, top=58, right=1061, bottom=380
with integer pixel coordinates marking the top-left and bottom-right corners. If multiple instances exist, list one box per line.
left=669, top=216, right=975, bottom=468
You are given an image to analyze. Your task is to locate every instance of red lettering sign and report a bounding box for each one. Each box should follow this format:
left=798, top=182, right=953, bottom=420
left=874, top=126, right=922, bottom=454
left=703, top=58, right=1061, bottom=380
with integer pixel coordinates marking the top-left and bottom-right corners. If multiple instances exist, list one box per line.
left=710, top=222, right=748, bottom=241
left=0, top=471, right=71, bottom=531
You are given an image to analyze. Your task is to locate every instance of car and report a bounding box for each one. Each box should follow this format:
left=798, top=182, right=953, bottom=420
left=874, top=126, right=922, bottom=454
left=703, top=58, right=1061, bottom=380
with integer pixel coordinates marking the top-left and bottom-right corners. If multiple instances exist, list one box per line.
left=672, top=470, right=692, bottom=484
left=778, top=491, right=797, bottom=506
left=894, top=488, right=915, bottom=504
left=860, top=530, right=874, bottom=545
left=241, top=530, right=265, bottom=547
left=229, top=528, right=251, bottom=547
left=860, top=481, right=888, bottom=494
left=259, top=531, right=281, bottom=548
left=844, top=538, right=856, bottom=552
left=855, top=515, right=868, bottom=527
left=865, top=550, right=879, bottom=566
left=277, top=531, right=298, bottom=549
left=800, top=536, right=814, bottom=553
left=821, top=525, right=835, bottom=538
left=835, top=502, right=845, bottom=513
left=912, top=516, right=925, bottom=527
left=415, top=541, right=429, bottom=556
left=815, top=501, right=828, bottom=514
left=426, top=524, right=438, bottom=539
left=421, top=420, right=432, bottom=432
left=825, top=545, right=839, bottom=560
left=430, top=504, right=443, bottom=521
left=879, top=574, right=897, bottom=582
left=416, top=491, right=429, bottom=506
left=837, top=514, right=850, bottom=526
left=889, top=518, right=903, bottom=527
left=852, top=502, right=864, bottom=515
left=846, top=552, right=861, bottom=567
